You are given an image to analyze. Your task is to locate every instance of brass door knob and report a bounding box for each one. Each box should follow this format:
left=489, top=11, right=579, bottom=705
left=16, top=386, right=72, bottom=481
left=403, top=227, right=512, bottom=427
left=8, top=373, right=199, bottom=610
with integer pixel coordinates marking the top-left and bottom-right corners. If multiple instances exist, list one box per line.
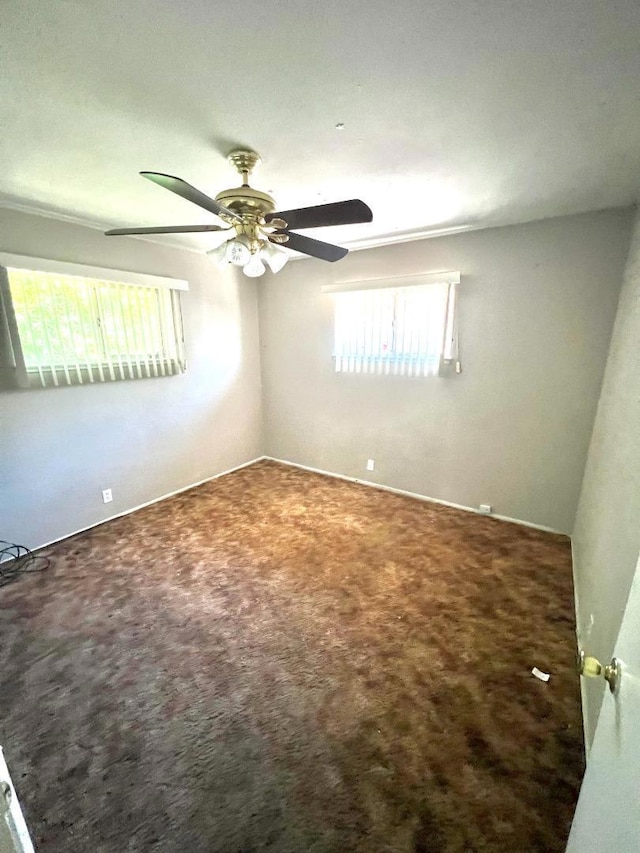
left=578, top=650, right=621, bottom=694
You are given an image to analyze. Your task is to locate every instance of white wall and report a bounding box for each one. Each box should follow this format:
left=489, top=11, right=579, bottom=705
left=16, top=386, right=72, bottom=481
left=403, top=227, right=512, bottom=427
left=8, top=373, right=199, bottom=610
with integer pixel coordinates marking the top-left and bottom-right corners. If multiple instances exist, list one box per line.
left=259, top=209, right=633, bottom=533
left=0, top=209, right=263, bottom=549
left=572, top=208, right=640, bottom=746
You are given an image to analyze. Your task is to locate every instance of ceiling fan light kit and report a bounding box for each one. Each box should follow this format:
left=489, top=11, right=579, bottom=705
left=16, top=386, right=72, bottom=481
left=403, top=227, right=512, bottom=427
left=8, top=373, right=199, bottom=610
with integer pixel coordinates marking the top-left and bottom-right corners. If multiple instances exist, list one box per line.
left=209, top=234, right=289, bottom=277
left=105, top=149, right=373, bottom=277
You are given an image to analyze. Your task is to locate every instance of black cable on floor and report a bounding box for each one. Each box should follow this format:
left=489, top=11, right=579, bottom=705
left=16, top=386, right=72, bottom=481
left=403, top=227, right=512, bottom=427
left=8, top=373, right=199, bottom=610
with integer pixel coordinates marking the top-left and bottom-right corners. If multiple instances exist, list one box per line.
left=0, top=540, right=50, bottom=588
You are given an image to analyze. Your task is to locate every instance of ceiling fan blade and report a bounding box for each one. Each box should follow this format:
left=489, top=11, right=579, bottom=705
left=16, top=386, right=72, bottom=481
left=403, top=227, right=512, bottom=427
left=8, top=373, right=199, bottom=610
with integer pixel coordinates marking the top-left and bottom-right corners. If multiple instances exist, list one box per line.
left=140, top=172, right=241, bottom=221
left=105, top=224, right=231, bottom=236
left=266, top=199, right=372, bottom=230
left=274, top=231, right=348, bottom=262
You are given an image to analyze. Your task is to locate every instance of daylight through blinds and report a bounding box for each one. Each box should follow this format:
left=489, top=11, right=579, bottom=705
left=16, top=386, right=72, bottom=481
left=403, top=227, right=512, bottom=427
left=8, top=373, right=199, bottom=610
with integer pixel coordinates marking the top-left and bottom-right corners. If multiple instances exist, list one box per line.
left=4, top=268, right=185, bottom=388
left=333, top=281, right=457, bottom=375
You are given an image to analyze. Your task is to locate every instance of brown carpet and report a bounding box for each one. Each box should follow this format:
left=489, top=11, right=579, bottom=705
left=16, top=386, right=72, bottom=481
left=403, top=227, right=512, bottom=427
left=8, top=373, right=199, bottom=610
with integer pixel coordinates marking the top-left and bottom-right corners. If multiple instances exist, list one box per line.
left=0, top=460, right=583, bottom=852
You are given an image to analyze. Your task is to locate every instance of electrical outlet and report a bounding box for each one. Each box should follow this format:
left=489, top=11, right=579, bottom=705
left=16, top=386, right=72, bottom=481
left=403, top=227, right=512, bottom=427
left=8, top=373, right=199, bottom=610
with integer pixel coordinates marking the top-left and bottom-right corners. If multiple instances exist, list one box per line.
left=366, top=459, right=375, bottom=472
left=102, top=488, right=113, bottom=504
left=479, top=504, right=492, bottom=514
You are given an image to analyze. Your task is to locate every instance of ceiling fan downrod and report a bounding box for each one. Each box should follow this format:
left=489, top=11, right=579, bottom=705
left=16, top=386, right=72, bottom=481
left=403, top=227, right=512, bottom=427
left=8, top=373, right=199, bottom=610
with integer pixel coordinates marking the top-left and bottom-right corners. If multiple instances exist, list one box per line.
left=227, top=149, right=261, bottom=187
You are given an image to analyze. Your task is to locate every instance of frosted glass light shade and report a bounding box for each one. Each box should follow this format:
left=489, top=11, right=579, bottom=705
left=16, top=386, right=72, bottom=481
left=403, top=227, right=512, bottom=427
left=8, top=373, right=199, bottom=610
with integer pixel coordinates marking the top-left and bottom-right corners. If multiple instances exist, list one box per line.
left=227, top=238, right=252, bottom=267
left=261, top=240, right=289, bottom=274
left=243, top=254, right=266, bottom=277
left=207, top=240, right=231, bottom=267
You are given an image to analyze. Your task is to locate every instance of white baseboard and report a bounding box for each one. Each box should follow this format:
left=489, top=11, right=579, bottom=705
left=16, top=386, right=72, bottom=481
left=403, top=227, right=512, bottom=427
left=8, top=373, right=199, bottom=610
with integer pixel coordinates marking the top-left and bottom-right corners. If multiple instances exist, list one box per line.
left=262, top=456, right=566, bottom=536
left=32, top=456, right=264, bottom=555
left=31, top=453, right=565, bottom=556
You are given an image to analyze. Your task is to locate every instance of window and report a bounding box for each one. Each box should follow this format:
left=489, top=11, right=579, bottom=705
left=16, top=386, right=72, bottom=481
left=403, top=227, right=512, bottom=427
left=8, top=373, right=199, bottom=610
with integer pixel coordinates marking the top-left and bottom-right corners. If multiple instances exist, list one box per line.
left=326, top=271, right=460, bottom=376
left=0, top=254, right=187, bottom=389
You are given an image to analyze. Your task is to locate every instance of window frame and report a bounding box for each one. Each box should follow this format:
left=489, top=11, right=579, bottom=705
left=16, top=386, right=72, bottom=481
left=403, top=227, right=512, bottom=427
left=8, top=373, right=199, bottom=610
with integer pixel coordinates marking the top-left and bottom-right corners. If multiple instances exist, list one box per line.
left=324, top=271, right=461, bottom=377
left=0, top=253, right=188, bottom=390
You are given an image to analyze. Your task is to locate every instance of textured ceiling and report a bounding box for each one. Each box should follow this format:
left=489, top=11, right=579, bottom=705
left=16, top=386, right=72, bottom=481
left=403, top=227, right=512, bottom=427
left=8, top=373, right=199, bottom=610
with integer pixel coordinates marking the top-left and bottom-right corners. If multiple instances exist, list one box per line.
left=2, top=0, right=640, bottom=252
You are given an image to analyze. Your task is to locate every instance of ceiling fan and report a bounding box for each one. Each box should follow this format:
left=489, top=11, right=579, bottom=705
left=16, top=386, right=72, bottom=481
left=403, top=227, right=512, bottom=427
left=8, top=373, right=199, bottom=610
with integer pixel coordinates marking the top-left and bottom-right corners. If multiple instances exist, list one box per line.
left=105, top=150, right=373, bottom=277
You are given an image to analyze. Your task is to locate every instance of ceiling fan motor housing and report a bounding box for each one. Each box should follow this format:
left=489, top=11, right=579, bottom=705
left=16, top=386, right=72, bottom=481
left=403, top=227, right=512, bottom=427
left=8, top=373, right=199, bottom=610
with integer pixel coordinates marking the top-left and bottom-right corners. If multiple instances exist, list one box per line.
left=214, top=184, right=276, bottom=219
left=215, top=149, right=277, bottom=221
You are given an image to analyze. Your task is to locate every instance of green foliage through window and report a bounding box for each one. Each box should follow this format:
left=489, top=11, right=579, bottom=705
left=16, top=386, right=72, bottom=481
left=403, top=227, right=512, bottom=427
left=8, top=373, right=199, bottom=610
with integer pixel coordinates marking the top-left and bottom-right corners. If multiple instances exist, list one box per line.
left=2, top=266, right=185, bottom=388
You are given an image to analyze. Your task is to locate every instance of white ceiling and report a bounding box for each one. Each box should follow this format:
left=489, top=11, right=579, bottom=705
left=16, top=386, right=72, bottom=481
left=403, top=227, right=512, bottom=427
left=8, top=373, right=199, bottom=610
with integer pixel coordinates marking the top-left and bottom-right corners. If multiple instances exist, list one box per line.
left=2, top=0, right=640, bottom=253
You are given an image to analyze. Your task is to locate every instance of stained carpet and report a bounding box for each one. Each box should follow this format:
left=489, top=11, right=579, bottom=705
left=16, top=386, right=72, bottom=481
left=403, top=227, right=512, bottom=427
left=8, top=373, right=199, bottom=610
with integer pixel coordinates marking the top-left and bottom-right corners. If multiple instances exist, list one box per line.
left=0, top=460, right=583, bottom=852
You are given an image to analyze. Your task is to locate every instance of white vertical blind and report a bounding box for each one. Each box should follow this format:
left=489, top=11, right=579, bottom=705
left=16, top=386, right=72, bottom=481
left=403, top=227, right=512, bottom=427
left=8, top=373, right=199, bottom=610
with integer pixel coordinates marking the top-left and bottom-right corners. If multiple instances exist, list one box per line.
left=333, top=280, right=459, bottom=376
left=3, top=268, right=186, bottom=389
